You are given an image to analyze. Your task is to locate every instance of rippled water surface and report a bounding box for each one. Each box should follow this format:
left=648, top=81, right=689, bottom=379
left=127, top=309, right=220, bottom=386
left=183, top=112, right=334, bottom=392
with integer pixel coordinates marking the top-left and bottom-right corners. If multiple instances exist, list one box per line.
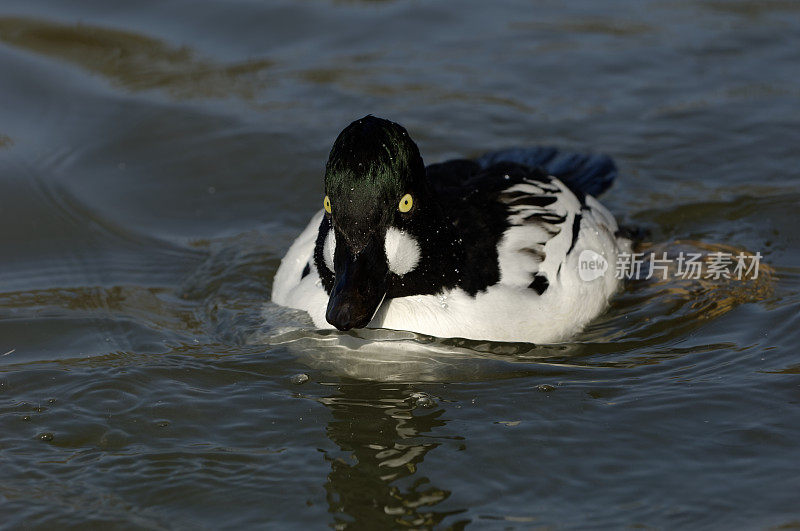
left=1, top=0, right=799, bottom=528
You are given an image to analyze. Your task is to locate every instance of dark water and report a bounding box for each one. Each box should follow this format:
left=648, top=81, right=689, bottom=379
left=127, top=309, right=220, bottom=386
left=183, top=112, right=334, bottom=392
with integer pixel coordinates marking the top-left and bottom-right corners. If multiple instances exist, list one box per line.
left=1, top=0, right=799, bottom=528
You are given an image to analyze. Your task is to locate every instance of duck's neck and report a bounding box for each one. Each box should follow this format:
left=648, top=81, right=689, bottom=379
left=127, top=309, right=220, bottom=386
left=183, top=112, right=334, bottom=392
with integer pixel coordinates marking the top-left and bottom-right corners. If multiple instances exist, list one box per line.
left=387, top=206, right=466, bottom=299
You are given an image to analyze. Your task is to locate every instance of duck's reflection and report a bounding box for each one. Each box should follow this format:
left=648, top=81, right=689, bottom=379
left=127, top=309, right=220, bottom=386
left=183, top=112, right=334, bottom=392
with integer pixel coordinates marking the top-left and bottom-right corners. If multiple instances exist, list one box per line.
left=319, top=383, right=466, bottom=529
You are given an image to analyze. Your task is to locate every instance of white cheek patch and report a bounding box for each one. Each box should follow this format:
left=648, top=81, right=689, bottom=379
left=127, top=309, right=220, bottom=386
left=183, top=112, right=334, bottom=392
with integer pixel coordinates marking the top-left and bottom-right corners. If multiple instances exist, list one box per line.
left=384, top=227, right=420, bottom=276
left=323, top=230, right=336, bottom=272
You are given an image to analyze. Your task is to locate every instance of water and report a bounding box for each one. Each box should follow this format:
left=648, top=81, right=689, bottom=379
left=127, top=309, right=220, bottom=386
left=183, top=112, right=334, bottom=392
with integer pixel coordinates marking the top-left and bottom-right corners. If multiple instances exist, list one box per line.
left=1, top=0, right=799, bottom=527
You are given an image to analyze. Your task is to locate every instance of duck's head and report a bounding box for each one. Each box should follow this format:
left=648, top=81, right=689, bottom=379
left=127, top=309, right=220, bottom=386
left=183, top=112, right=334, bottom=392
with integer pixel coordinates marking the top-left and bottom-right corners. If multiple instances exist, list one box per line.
left=317, top=115, right=431, bottom=331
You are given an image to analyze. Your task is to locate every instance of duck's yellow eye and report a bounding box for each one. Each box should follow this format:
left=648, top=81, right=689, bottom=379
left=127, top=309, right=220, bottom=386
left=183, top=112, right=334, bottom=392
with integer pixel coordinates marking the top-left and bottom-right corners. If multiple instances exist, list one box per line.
left=398, top=193, right=413, bottom=213
left=324, top=195, right=332, bottom=214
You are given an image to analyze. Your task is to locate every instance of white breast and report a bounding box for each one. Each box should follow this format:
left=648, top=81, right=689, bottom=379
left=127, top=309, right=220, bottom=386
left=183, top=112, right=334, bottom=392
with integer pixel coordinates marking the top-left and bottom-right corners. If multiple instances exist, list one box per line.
left=271, top=210, right=330, bottom=327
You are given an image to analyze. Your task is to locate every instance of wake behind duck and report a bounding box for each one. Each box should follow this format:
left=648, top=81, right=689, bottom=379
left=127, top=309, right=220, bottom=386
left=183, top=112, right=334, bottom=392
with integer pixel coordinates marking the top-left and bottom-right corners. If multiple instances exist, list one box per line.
left=272, top=116, right=631, bottom=343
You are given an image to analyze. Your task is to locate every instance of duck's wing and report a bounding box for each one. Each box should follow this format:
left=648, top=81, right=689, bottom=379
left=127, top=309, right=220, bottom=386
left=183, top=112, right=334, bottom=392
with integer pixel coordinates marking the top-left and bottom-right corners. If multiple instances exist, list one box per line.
left=484, top=160, right=625, bottom=299
left=427, top=154, right=624, bottom=297
left=475, top=147, right=617, bottom=198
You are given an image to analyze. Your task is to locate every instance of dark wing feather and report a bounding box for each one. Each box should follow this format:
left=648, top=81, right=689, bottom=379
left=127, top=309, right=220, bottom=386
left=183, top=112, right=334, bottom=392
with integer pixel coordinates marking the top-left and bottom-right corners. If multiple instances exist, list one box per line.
left=475, top=147, right=617, bottom=198
left=424, top=159, right=481, bottom=191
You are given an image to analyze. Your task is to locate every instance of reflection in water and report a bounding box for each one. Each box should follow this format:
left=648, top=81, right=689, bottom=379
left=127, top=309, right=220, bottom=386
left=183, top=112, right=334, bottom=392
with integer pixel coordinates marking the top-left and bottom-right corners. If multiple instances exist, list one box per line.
left=262, top=326, right=576, bottom=382
left=319, top=384, right=467, bottom=529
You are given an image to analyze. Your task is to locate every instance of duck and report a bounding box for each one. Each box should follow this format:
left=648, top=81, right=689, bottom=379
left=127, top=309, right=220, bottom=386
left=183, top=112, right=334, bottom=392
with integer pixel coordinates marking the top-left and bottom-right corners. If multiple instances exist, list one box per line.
left=272, top=115, right=631, bottom=343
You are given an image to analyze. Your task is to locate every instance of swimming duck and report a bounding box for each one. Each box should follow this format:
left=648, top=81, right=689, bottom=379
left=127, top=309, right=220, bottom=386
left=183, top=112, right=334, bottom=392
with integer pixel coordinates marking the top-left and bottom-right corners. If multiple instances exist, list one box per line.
left=272, top=116, right=631, bottom=343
